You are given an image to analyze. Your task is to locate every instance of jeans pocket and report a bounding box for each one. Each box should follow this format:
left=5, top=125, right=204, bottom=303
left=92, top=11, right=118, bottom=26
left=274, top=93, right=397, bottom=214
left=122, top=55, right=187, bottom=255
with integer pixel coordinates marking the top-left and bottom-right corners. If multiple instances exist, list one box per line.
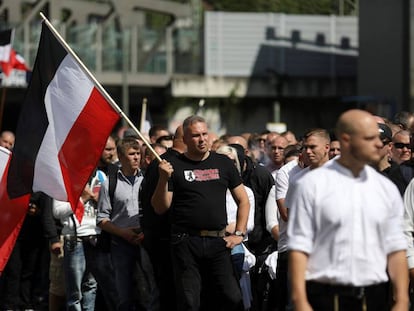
left=64, top=239, right=77, bottom=252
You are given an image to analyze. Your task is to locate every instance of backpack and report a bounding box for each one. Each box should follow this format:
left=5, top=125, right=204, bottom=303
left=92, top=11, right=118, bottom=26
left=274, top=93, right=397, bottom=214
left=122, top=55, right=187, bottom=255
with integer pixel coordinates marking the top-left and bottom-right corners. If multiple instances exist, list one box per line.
left=108, top=163, right=119, bottom=207
left=96, top=163, right=119, bottom=252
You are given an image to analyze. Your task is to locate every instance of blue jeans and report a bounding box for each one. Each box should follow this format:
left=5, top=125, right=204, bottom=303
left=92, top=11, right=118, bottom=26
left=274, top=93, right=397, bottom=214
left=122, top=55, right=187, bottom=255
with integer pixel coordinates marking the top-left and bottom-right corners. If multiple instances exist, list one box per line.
left=63, top=237, right=97, bottom=311
left=170, top=234, right=243, bottom=311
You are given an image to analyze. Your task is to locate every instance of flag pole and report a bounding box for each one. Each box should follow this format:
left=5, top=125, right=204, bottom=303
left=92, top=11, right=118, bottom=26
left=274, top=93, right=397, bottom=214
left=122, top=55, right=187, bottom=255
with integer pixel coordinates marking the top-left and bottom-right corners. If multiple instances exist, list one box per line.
left=39, top=12, right=162, bottom=162
left=140, top=97, right=147, bottom=133
left=196, top=98, right=205, bottom=115
left=0, top=87, right=7, bottom=130
left=0, top=28, right=14, bottom=130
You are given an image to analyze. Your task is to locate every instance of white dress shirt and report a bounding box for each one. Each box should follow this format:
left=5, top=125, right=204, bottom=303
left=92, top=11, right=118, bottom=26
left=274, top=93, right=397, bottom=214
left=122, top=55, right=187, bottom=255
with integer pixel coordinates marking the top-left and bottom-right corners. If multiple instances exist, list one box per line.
left=287, top=160, right=406, bottom=286
left=273, top=160, right=303, bottom=253
left=403, top=178, right=414, bottom=269
left=226, top=186, right=255, bottom=234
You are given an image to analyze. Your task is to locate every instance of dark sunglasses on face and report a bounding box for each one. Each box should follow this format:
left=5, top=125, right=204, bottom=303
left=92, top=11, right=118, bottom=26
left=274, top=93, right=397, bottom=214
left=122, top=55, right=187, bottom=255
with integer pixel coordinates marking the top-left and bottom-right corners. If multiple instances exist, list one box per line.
left=394, top=142, right=412, bottom=150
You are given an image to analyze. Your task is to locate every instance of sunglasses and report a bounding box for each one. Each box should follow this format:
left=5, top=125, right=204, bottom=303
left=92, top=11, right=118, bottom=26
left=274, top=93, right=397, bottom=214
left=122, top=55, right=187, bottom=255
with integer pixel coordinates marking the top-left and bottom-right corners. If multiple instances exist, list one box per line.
left=157, top=135, right=173, bottom=141
left=381, top=139, right=391, bottom=146
left=393, top=142, right=412, bottom=150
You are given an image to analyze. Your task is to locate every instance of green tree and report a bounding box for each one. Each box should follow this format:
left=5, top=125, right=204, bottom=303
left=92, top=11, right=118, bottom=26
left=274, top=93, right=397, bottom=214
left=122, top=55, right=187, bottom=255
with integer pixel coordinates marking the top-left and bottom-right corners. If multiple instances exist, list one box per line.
left=207, top=0, right=335, bottom=15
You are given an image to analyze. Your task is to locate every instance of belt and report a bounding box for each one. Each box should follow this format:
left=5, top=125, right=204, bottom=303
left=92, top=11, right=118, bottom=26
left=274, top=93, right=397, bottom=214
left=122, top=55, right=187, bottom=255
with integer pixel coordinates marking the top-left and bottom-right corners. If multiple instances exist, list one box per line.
left=306, top=281, right=387, bottom=299
left=64, top=235, right=97, bottom=242
left=199, top=229, right=226, bottom=237
left=172, top=225, right=226, bottom=238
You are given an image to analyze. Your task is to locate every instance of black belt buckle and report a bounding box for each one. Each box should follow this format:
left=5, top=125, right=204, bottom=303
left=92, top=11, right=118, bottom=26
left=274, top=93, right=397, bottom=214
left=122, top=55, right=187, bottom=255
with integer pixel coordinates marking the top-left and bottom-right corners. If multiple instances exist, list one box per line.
left=335, top=285, right=365, bottom=299
left=355, top=287, right=365, bottom=300
left=307, top=281, right=366, bottom=299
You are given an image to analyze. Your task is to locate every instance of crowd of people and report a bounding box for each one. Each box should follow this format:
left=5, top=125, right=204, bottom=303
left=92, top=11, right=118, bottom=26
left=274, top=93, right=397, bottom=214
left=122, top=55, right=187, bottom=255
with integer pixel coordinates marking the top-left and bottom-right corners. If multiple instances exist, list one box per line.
left=0, top=109, right=414, bottom=311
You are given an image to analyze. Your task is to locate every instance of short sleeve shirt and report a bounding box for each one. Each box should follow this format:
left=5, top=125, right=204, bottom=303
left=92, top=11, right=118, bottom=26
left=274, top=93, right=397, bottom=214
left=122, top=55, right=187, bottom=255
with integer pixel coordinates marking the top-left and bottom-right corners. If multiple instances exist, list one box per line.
left=168, top=152, right=242, bottom=230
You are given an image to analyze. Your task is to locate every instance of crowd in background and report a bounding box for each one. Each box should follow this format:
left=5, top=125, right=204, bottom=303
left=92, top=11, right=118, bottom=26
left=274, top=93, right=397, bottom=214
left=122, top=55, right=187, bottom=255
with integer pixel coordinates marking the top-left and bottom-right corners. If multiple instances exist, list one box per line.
left=0, top=109, right=414, bottom=311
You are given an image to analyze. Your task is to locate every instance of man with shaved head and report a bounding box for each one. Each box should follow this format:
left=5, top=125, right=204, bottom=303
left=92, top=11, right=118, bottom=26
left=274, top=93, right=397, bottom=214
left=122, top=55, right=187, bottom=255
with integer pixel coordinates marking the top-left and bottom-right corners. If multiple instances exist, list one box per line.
left=287, top=110, right=408, bottom=311
left=227, top=135, right=248, bottom=151
left=265, top=135, right=289, bottom=176
left=0, top=130, right=15, bottom=150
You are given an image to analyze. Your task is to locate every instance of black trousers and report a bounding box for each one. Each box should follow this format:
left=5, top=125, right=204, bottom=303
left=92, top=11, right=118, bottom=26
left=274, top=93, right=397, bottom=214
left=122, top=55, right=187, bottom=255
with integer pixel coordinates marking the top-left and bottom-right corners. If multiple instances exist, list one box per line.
left=306, top=281, right=390, bottom=311
left=1, top=237, right=43, bottom=309
left=170, top=234, right=243, bottom=311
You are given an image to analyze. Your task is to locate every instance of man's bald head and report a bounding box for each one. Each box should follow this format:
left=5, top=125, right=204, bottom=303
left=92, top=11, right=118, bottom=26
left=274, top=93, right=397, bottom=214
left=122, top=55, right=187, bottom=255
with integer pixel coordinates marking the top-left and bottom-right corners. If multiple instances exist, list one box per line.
left=336, top=109, right=382, bottom=174
left=227, top=136, right=248, bottom=151
left=174, top=125, right=184, bottom=141
left=0, top=131, right=15, bottom=150
left=173, top=124, right=187, bottom=153
left=336, top=109, right=377, bottom=138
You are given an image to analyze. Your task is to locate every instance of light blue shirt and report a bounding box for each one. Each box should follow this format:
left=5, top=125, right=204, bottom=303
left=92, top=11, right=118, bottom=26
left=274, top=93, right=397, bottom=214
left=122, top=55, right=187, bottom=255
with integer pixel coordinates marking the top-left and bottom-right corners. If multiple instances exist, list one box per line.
left=97, top=169, right=143, bottom=228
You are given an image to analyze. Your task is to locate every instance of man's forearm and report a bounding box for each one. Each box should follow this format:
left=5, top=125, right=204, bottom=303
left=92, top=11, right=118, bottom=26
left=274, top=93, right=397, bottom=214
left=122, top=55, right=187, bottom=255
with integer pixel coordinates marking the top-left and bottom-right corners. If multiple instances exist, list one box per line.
left=98, top=219, right=123, bottom=237
left=271, top=225, right=279, bottom=240
left=232, top=185, right=250, bottom=233
left=289, top=250, right=310, bottom=307
left=151, top=178, right=172, bottom=214
left=277, top=198, right=288, bottom=222
left=236, top=200, right=249, bottom=233
left=387, top=250, right=409, bottom=308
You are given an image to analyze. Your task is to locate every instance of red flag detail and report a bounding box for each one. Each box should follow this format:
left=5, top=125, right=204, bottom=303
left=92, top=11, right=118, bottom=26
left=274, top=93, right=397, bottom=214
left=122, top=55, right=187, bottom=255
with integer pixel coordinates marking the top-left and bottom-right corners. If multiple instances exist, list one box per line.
left=58, top=87, right=120, bottom=222
left=0, top=148, right=30, bottom=273
left=0, top=48, right=29, bottom=77
left=74, top=199, right=85, bottom=224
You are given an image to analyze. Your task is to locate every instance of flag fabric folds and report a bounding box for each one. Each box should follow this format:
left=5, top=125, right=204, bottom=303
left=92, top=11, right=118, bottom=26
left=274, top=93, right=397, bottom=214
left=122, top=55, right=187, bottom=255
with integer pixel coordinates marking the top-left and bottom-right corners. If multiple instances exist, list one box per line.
left=7, top=22, right=120, bottom=221
left=0, top=146, right=31, bottom=273
left=0, top=29, right=13, bottom=63
left=0, top=48, right=30, bottom=76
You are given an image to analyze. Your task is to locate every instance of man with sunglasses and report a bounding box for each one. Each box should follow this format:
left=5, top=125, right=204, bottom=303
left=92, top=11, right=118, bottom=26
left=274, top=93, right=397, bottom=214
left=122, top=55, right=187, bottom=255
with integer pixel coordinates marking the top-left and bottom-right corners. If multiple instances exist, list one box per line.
left=376, top=123, right=395, bottom=176
left=387, top=129, right=414, bottom=195
left=391, top=130, right=412, bottom=165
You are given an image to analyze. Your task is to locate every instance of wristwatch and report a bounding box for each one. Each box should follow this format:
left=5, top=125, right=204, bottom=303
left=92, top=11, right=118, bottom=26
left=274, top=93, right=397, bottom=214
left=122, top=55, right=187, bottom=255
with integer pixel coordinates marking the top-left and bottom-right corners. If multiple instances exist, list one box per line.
left=234, top=230, right=245, bottom=237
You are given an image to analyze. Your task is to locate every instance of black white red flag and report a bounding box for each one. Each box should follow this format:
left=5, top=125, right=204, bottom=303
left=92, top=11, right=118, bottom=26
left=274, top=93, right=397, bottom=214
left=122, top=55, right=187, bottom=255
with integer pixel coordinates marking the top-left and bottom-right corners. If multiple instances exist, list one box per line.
left=7, top=22, right=120, bottom=221
left=0, top=147, right=30, bottom=273
left=0, top=48, right=30, bottom=76
left=0, top=29, right=13, bottom=63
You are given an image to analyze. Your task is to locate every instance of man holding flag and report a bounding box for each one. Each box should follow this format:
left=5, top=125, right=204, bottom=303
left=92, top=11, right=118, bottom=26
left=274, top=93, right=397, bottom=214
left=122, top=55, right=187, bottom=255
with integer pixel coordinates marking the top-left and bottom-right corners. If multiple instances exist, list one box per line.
left=7, top=20, right=120, bottom=217
left=1, top=16, right=120, bottom=275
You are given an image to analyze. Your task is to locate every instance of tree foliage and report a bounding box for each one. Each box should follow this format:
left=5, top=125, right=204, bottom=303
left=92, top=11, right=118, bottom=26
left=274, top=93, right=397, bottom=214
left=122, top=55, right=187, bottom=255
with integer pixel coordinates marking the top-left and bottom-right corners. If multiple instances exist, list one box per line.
left=207, top=0, right=336, bottom=15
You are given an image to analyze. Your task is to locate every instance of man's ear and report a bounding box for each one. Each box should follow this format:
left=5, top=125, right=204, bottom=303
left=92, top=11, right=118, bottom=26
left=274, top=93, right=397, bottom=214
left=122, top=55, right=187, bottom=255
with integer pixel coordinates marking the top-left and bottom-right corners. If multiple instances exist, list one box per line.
left=340, top=133, right=350, bottom=145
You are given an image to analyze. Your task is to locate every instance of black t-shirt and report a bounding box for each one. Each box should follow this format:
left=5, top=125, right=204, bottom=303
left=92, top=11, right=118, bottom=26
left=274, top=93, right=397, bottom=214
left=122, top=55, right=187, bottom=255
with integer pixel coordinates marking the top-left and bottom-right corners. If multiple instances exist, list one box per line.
left=168, top=152, right=242, bottom=230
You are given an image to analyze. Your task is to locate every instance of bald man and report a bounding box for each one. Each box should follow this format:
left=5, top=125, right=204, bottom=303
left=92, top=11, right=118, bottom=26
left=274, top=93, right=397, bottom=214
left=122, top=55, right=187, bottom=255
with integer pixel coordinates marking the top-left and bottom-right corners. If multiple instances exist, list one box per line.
left=0, top=130, right=15, bottom=150
left=265, top=135, right=289, bottom=176
left=287, top=110, right=408, bottom=311
left=227, top=135, right=248, bottom=151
